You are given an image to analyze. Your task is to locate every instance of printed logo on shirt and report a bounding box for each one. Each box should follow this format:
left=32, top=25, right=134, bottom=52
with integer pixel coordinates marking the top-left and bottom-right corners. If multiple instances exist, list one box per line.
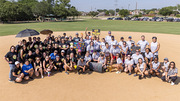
left=13, top=55, right=17, bottom=60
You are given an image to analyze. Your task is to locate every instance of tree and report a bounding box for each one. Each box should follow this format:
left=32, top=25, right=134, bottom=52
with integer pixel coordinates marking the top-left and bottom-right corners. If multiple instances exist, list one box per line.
left=105, top=11, right=109, bottom=16
left=119, top=9, right=129, bottom=17
left=69, top=6, right=79, bottom=19
left=88, top=11, right=99, bottom=18
left=159, top=7, right=173, bottom=17
left=149, top=11, right=155, bottom=15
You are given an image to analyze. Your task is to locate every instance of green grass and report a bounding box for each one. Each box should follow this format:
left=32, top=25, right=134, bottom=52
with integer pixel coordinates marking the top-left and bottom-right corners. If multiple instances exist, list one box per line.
left=1, top=19, right=180, bottom=36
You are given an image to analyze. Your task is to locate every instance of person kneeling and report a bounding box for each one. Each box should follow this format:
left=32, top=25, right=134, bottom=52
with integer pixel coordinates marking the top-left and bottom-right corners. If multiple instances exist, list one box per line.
left=34, top=57, right=43, bottom=78
left=12, top=61, right=24, bottom=83
left=161, top=61, right=178, bottom=85
left=22, top=60, right=34, bottom=80
left=64, top=55, right=73, bottom=75
left=134, top=58, right=149, bottom=79
left=114, top=53, right=123, bottom=74
left=149, top=57, right=161, bottom=77
left=77, top=56, right=87, bottom=74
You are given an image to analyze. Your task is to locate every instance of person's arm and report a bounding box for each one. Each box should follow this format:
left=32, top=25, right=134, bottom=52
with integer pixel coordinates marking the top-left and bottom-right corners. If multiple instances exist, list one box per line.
left=43, top=61, right=46, bottom=69
left=85, top=27, right=88, bottom=35
left=150, top=62, right=153, bottom=70
left=12, top=71, right=18, bottom=77
left=125, top=47, right=128, bottom=54
left=98, top=57, right=100, bottom=63
left=152, top=42, right=160, bottom=54
left=104, top=58, right=107, bottom=65
left=20, top=49, right=23, bottom=60
left=143, top=63, right=147, bottom=73
left=145, top=57, right=148, bottom=64
left=40, top=62, right=42, bottom=68
left=64, top=59, right=67, bottom=65
left=34, top=63, right=36, bottom=69
left=156, top=63, right=161, bottom=70
left=4, top=57, right=12, bottom=64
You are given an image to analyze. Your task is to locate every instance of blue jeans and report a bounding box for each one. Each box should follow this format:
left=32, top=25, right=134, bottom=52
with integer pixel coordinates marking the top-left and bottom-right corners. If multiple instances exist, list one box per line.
left=9, top=64, right=15, bottom=80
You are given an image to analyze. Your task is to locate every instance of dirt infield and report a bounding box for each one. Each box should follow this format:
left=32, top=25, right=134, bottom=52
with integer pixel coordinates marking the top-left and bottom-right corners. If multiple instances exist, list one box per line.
left=0, top=31, right=180, bottom=101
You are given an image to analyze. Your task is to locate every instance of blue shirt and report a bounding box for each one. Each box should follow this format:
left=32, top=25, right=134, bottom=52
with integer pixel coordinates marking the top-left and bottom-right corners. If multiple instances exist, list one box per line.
left=50, top=53, right=57, bottom=60
left=22, top=64, right=33, bottom=75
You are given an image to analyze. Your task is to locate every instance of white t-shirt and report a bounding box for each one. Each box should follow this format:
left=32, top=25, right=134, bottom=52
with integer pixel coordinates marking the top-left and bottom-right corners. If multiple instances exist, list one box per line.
left=109, top=40, right=118, bottom=47
left=137, top=40, right=149, bottom=52
left=125, top=59, right=134, bottom=65
left=117, top=58, right=122, bottom=64
left=152, top=61, right=160, bottom=70
left=151, top=42, right=158, bottom=56
left=102, top=47, right=111, bottom=56
left=86, top=45, right=94, bottom=54
left=145, top=52, right=153, bottom=59
left=121, top=45, right=129, bottom=52
left=127, top=40, right=135, bottom=49
left=110, top=47, right=121, bottom=56
left=100, top=42, right=106, bottom=49
left=105, top=36, right=112, bottom=43
left=139, top=62, right=145, bottom=69
left=118, top=41, right=124, bottom=47
left=85, top=39, right=91, bottom=46
left=131, top=54, right=144, bottom=64
left=164, top=62, right=169, bottom=70
left=92, top=53, right=100, bottom=60
left=84, top=55, right=92, bottom=62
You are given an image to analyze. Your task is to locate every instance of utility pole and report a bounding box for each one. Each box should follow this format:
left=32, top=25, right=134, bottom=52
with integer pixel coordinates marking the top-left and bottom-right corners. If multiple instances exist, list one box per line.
left=114, top=0, right=118, bottom=16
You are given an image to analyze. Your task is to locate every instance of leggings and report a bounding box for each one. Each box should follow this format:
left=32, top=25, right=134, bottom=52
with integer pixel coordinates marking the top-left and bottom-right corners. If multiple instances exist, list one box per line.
left=161, top=76, right=177, bottom=82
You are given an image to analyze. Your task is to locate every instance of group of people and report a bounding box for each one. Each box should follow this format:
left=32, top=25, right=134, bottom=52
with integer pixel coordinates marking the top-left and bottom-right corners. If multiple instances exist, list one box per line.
left=4, top=31, right=178, bottom=85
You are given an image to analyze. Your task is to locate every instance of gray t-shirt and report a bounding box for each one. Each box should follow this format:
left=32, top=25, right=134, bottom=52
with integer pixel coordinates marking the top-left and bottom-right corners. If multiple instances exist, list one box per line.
left=92, top=53, right=100, bottom=60
left=77, top=60, right=86, bottom=67
left=166, top=68, right=178, bottom=76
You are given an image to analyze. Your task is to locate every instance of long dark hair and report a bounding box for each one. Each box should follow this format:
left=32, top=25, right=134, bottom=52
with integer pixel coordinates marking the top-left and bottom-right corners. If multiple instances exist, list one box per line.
left=10, top=45, right=15, bottom=52
left=168, top=61, right=176, bottom=71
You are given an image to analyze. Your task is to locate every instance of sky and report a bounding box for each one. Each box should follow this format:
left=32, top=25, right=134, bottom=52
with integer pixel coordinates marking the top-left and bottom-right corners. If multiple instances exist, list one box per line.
left=70, top=0, right=180, bottom=12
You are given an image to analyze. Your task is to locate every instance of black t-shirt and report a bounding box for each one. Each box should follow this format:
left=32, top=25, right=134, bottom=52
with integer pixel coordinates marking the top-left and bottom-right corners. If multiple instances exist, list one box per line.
left=54, top=59, right=62, bottom=67
left=5, top=52, right=17, bottom=64
left=52, top=47, right=60, bottom=53
left=71, top=57, right=77, bottom=64
left=13, top=67, right=21, bottom=75
left=25, top=54, right=34, bottom=64
left=59, top=43, right=67, bottom=49
left=60, top=55, right=65, bottom=63
left=73, top=37, right=80, bottom=42
left=67, top=49, right=76, bottom=56
left=15, top=45, right=22, bottom=53
left=32, top=52, right=42, bottom=60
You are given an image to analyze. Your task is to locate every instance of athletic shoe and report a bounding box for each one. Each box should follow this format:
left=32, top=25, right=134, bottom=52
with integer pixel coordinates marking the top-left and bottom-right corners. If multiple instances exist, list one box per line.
left=116, top=71, right=120, bottom=74
left=171, top=82, right=175, bottom=85
left=41, top=76, right=44, bottom=78
left=134, top=74, right=137, bottom=77
left=65, top=72, right=69, bottom=75
left=168, top=79, right=171, bottom=83
left=139, top=75, right=142, bottom=80
left=129, top=73, right=131, bottom=75
left=8, top=80, right=14, bottom=83
left=29, top=77, right=34, bottom=80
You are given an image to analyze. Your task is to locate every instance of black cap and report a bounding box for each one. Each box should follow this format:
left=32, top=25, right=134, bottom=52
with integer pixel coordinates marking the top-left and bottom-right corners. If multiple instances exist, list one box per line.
left=81, top=56, right=84, bottom=59
left=121, top=37, right=124, bottom=39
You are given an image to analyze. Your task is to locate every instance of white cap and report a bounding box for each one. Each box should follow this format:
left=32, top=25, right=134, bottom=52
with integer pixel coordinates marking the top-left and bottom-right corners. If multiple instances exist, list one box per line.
left=61, top=50, right=65, bottom=53
left=112, top=43, right=117, bottom=45
left=15, top=61, right=20, bottom=65
left=70, top=45, right=73, bottom=48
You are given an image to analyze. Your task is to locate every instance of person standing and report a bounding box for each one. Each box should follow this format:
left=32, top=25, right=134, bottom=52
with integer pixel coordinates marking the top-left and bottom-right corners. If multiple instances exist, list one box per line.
left=4, top=46, right=17, bottom=82
left=105, top=31, right=112, bottom=44
left=150, top=36, right=160, bottom=58
left=137, top=35, right=149, bottom=57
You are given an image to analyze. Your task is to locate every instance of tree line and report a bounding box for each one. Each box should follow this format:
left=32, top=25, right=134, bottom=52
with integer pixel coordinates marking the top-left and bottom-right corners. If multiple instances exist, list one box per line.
left=0, top=0, right=80, bottom=22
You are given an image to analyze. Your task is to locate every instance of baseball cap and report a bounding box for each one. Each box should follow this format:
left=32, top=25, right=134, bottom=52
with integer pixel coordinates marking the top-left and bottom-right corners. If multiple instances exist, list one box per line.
left=70, top=45, right=73, bottom=48
left=15, top=61, right=20, bottom=65
left=108, top=31, right=111, bottom=34
left=56, top=56, right=60, bottom=58
left=164, top=57, right=169, bottom=61
left=80, top=56, right=84, bottom=59
left=76, top=33, right=79, bottom=35
left=61, top=50, right=65, bottom=53
left=113, top=43, right=117, bottom=45
left=78, top=49, right=81, bottom=52
left=63, top=33, right=66, bottom=35
left=128, top=36, right=132, bottom=39
left=121, top=37, right=124, bottom=39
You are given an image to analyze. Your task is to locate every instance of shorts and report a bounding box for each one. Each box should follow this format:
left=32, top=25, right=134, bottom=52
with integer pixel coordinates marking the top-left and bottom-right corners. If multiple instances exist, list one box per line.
left=152, top=70, right=161, bottom=73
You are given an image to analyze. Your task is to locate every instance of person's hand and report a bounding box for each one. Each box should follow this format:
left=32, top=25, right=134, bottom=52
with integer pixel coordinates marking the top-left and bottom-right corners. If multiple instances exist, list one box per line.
left=155, top=70, right=158, bottom=72
left=8, top=61, right=12, bottom=64
left=86, top=27, right=88, bottom=30
left=152, top=52, right=155, bottom=54
left=25, top=70, right=28, bottom=73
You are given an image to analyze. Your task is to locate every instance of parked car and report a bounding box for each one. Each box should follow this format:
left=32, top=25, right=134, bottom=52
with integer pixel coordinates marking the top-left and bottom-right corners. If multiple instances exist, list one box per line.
left=156, top=17, right=164, bottom=22
left=107, top=18, right=113, bottom=20
left=149, top=17, right=159, bottom=21
left=173, top=18, right=180, bottom=22
left=131, top=17, right=140, bottom=21
left=124, top=17, right=131, bottom=20
left=143, top=17, right=149, bottom=21
left=114, top=17, right=123, bottom=20
left=166, top=17, right=174, bottom=22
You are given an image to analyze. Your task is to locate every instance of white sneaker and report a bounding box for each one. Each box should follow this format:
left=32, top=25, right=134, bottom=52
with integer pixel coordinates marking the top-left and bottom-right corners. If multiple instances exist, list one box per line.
left=171, top=82, right=175, bottom=85
left=116, top=71, right=120, bottom=74
left=41, top=76, right=44, bottom=78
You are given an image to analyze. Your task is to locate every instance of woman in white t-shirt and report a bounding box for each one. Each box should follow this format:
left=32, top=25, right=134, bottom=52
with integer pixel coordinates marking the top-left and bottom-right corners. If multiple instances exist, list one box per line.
left=145, top=48, right=153, bottom=69
left=121, top=41, right=129, bottom=63
left=86, top=41, right=95, bottom=55
left=110, top=43, right=121, bottom=65
left=149, top=57, right=161, bottom=77
left=134, top=58, right=149, bottom=79
left=98, top=54, right=107, bottom=70
left=114, top=53, right=123, bottom=74
left=124, top=55, right=134, bottom=75
left=100, top=38, right=106, bottom=50
left=102, top=42, right=111, bottom=64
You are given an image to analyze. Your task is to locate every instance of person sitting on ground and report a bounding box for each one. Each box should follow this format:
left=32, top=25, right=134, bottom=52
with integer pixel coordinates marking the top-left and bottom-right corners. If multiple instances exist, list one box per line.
left=64, top=55, right=73, bottom=75
left=12, top=61, right=24, bottom=83
left=43, top=56, right=53, bottom=77
left=22, top=60, right=34, bottom=80
left=162, top=58, right=170, bottom=76
left=70, top=53, right=77, bottom=68
left=92, top=50, right=100, bottom=62
left=134, top=58, right=149, bottom=79
left=149, top=57, right=161, bottom=77
left=77, top=56, right=87, bottom=74
left=145, top=48, right=153, bottom=69
left=84, top=51, right=92, bottom=66
left=124, top=55, right=134, bottom=75
left=114, top=53, right=123, bottom=74
left=34, top=57, right=43, bottom=78
left=53, top=56, right=62, bottom=72
left=98, top=54, right=107, bottom=71
left=161, top=61, right=178, bottom=85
